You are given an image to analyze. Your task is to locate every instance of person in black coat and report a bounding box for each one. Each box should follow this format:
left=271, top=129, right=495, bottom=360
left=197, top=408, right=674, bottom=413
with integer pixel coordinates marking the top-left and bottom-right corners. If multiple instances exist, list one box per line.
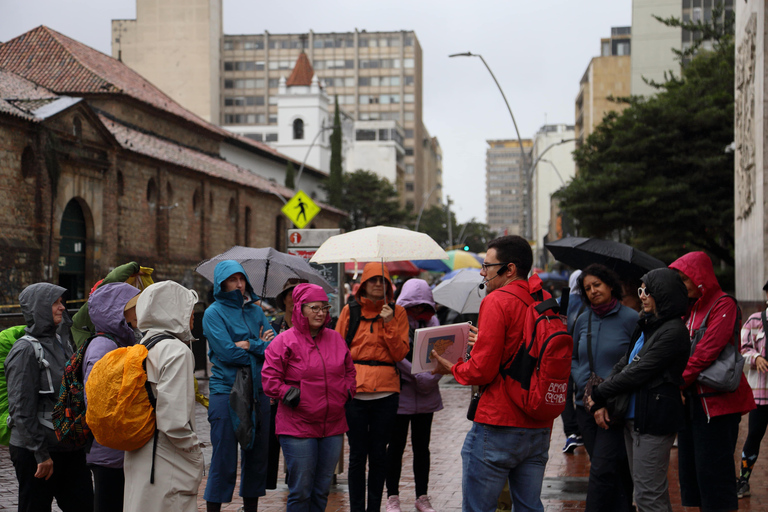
left=586, top=268, right=690, bottom=512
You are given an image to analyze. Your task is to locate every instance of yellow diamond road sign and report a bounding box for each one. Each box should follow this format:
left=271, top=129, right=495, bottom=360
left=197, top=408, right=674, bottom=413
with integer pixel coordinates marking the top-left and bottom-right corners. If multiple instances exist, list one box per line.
left=282, top=190, right=321, bottom=229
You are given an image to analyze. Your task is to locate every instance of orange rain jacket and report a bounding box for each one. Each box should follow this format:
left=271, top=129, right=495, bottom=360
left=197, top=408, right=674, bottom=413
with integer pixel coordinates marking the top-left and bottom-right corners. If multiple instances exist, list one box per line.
left=335, top=263, right=410, bottom=394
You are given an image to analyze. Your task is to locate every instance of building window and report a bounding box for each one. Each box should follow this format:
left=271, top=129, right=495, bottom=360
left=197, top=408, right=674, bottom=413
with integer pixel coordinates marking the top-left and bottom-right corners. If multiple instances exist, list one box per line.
left=405, top=75, right=414, bottom=86
left=193, top=187, right=202, bottom=217
left=405, top=129, right=414, bottom=139
left=404, top=94, right=415, bottom=103
left=117, top=170, right=125, bottom=196
left=404, top=36, right=414, bottom=46
left=224, top=41, right=235, bottom=50
left=245, top=133, right=264, bottom=142
left=405, top=164, right=414, bottom=175
left=379, top=129, right=389, bottom=141
left=356, top=130, right=376, bottom=141
left=224, top=79, right=265, bottom=89
left=229, top=198, right=237, bottom=224
left=224, top=114, right=266, bottom=124
left=268, top=96, right=278, bottom=105
left=72, top=116, right=82, bottom=140
left=265, top=133, right=278, bottom=142
left=224, top=96, right=265, bottom=106
left=268, top=78, right=279, bottom=88
left=404, top=112, right=415, bottom=121
left=404, top=58, right=415, bottom=68
left=405, top=147, right=414, bottom=156
left=243, top=40, right=264, bottom=50
left=293, top=118, right=304, bottom=140
left=147, top=178, right=158, bottom=209
left=405, top=182, right=414, bottom=192
left=269, top=115, right=278, bottom=124
left=380, top=94, right=400, bottom=104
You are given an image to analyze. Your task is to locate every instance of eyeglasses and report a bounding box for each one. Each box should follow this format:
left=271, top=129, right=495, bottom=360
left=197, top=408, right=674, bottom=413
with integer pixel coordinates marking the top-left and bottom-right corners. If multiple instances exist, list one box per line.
left=481, top=262, right=508, bottom=272
left=367, top=276, right=385, bottom=284
left=637, top=287, right=651, bottom=298
left=303, top=304, right=332, bottom=314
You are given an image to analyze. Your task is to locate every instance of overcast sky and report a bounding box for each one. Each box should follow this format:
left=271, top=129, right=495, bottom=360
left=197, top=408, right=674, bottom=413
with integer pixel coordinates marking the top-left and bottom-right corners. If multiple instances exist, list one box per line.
left=1, top=0, right=632, bottom=224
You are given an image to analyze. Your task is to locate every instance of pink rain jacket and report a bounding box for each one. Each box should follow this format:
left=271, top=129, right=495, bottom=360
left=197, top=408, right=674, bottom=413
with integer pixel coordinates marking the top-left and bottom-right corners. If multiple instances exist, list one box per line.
left=262, top=284, right=357, bottom=438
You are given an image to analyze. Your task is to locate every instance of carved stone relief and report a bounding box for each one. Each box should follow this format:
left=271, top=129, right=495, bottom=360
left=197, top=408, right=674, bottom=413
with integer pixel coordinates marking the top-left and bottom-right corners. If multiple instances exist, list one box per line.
left=735, top=13, right=757, bottom=220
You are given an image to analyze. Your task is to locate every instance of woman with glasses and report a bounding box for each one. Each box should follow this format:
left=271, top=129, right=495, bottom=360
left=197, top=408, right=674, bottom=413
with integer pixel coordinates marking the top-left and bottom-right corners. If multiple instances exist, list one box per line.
left=570, top=263, right=638, bottom=512
left=585, top=268, right=690, bottom=512
left=262, top=283, right=357, bottom=512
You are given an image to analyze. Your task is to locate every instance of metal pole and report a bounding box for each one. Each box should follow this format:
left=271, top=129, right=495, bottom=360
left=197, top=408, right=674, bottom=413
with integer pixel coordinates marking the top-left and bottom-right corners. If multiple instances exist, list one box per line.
left=294, top=122, right=332, bottom=192
left=446, top=196, right=453, bottom=249
left=414, top=183, right=441, bottom=232
left=527, top=138, right=575, bottom=240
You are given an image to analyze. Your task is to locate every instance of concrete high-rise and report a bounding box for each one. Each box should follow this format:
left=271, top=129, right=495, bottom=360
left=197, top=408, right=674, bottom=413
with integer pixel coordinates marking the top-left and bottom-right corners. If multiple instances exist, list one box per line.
left=113, top=1, right=441, bottom=212
left=486, top=139, right=533, bottom=237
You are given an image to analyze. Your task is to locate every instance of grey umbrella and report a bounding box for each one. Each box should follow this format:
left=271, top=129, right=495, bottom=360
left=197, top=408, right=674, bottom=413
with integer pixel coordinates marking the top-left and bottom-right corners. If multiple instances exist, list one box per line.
left=432, top=269, right=485, bottom=314
left=195, top=246, right=333, bottom=298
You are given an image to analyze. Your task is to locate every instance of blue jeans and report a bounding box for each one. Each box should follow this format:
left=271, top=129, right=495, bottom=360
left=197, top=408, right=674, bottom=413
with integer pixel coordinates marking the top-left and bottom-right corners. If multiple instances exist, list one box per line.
left=280, top=435, right=344, bottom=512
left=461, top=423, right=550, bottom=512
left=204, top=392, right=271, bottom=502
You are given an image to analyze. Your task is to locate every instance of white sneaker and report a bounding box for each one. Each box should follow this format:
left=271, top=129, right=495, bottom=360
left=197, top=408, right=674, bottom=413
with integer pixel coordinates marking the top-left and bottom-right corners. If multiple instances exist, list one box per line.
left=386, top=495, right=402, bottom=512
left=415, top=495, right=436, bottom=512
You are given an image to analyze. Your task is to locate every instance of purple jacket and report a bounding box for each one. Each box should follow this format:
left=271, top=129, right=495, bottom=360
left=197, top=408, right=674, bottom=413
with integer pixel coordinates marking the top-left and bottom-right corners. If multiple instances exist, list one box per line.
left=396, top=279, right=443, bottom=415
left=83, top=283, right=140, bottom=468
left=262, top=284, right=357, bottom=438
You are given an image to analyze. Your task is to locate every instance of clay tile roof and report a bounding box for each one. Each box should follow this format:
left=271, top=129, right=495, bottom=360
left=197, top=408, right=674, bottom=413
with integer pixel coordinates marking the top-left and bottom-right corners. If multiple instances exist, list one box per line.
left=286, top=52, right=315, bottom=87
left=0, top=67, right=59, bottom=120
left=0, top=26, right=229, bottom=137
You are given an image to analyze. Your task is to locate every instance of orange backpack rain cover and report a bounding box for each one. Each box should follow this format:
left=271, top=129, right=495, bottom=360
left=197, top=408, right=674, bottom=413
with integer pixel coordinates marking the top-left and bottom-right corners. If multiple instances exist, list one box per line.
left=85, top=344, right=156, bottom=451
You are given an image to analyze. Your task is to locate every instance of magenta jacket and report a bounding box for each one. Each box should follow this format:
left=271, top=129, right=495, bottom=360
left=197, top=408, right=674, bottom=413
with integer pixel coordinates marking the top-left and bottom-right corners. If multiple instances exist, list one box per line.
left=262, top=284, right=357, bottom=438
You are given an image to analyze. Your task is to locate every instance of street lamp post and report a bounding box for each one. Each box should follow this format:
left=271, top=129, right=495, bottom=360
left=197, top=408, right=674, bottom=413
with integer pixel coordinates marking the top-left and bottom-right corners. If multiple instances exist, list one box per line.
left=414, top=183, right=442, bottom=232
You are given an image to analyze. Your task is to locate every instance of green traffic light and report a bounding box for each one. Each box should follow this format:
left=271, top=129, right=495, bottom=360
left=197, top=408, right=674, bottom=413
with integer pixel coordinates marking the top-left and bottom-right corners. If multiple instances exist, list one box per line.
left=463, top=245, right=469, bottom=251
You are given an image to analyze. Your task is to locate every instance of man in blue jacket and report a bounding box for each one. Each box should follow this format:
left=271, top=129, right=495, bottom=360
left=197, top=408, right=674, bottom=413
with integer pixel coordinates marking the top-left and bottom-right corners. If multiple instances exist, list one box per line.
left=203, top=260, right=276, bottom=512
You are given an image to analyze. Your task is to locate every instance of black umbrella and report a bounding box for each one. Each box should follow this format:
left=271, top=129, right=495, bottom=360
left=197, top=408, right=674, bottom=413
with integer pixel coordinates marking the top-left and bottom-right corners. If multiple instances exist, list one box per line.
left=544, top=237, right=666, bottom=281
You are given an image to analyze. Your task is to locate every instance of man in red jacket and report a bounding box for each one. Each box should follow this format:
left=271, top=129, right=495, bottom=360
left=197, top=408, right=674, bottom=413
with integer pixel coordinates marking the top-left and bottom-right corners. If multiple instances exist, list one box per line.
left=433, top=236, right=550, bottom=512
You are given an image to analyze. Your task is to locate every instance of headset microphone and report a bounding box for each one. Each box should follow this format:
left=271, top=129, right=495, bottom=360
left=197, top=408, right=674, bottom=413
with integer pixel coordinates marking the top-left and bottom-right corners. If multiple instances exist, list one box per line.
left=478, top=264, right=509, bottom=290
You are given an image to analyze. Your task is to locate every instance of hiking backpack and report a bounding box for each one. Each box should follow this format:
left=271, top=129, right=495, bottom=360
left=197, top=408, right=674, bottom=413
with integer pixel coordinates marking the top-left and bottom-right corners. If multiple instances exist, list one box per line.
left=498, top=274, right=574, bottom=422
left=0, top=326, right=55, bottom=445
left=51, top=333, right=114, bottom=449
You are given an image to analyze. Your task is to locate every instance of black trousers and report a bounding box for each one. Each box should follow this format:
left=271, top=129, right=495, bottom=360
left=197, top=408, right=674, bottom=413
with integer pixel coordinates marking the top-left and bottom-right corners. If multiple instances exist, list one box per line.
left=575, top=406, right=633, bottom=512
left=9, top=445, right=94, bottom=512
left=89, top=464, right=124, bottom=512
left=386, top=412, right=434, bottom=498
left=561, top=375, right=580, bottom=437
left=346, top=394, right=399, bottom=512
left=742, top=403, right=768, bottom=464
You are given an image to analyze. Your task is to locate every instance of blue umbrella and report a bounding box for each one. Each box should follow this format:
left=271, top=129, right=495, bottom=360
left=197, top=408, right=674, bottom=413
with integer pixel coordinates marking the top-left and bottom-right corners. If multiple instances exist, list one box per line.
left=441, top=267, right=481, bottom=281
left=412, top=259, right=452, bottom=273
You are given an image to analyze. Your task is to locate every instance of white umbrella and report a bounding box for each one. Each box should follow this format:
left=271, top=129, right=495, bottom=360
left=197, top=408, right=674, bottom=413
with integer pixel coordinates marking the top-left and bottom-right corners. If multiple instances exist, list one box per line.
left=196, top=246, right=333, bottom=298
left=309, top=226, right=448, bottom=265
left=432, top=269, right=485, bottom=314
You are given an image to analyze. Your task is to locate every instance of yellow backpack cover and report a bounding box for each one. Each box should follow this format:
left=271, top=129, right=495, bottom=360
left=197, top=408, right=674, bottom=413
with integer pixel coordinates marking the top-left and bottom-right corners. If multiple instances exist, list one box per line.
left=85, top=335, right=171, bottom=451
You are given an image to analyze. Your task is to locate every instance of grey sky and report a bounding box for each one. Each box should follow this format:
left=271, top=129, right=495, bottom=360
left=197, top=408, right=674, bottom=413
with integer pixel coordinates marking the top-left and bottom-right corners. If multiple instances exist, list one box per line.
left=1, top=0, right=632, bottom=224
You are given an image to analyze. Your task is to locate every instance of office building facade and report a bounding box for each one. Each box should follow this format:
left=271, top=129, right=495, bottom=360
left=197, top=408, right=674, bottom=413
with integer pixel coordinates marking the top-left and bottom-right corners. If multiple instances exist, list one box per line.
left=486, top=139, right=533, bottom=237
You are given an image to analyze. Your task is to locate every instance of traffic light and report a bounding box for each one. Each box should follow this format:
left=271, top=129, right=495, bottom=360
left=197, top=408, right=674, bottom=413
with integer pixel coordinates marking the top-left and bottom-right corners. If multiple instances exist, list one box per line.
left=463, top=245, right=470, bottom=251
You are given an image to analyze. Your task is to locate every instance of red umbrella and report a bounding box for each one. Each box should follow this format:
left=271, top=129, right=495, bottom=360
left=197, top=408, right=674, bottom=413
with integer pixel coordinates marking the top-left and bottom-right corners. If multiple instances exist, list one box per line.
left=344, top=260, right=421, bottom=278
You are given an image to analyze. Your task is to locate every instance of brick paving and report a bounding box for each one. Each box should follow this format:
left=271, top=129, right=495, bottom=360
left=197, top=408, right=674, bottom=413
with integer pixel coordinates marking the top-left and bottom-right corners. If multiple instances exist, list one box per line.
left=2, top=376, right=768, bottom=511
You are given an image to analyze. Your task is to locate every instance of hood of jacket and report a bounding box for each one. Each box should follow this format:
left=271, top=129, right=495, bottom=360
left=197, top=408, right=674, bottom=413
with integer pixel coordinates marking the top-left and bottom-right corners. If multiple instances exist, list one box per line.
left=396, top=279, right=436, bottom=312
left=291, top=283, right=331, bottom=338
left=19, top=283, right=68, bottom=339
left=213, top=260, right=258, bottom=307
left=669, top=252, right=721, bottom=302
left=355, top=262, right=393, bottom=305
left=642, top=268, right=688, bottom=320
left=136, top=281, right=198, bottom=342
left=88, top=282, right=140, bottom=346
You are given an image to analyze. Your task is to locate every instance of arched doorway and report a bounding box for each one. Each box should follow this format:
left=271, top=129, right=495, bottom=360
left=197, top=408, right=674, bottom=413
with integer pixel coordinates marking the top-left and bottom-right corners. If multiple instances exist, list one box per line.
left=58, top=199, right=87, bottom=300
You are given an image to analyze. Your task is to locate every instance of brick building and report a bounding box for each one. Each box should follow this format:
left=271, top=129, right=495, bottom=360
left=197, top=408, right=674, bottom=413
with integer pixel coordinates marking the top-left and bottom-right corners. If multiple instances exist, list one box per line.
left=0, top=26, right=344, bottom=305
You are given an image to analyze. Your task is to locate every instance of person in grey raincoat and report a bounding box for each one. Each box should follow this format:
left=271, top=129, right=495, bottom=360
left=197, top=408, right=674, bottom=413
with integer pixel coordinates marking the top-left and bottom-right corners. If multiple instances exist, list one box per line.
left=6, top=283, right=94, bottom=512
left=123, top=281, right=204, bottom=512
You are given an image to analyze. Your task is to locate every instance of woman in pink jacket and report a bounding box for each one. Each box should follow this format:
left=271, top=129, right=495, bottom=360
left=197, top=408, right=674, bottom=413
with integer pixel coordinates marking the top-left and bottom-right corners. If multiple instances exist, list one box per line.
left=262, top=283, right=357, bottom=512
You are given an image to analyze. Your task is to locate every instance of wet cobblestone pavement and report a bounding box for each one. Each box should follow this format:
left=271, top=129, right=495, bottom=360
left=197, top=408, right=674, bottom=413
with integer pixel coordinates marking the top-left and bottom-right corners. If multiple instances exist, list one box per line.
left=2, top=376, right=767, bottom=511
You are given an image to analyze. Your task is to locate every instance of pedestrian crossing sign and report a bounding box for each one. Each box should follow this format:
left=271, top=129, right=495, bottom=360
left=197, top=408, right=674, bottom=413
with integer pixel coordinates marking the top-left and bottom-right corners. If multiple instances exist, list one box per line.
left=282, top=190, right=321, bottom=229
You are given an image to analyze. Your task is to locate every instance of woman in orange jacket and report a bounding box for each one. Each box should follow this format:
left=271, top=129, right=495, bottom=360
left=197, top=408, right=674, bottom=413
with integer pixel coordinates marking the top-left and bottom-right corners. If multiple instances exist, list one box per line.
left=336, top=263, right=410, bottom=512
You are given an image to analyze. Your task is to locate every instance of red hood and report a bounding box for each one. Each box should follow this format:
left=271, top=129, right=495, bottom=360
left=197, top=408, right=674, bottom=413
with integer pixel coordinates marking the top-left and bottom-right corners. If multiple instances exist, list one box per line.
left=669, top=251, right=721, bottom=302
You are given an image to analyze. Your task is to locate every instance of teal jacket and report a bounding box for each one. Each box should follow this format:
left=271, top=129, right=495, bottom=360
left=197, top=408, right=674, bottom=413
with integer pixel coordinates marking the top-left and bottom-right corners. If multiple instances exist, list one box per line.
left=203, top=260, right=276, bottom=395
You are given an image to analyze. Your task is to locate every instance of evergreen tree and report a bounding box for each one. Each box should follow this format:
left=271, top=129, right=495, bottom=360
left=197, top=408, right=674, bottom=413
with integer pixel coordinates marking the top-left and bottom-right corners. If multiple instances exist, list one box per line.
left=285, top=161, right=295, bottom=189
left=342, top=170, right=411, bottom=231
left=327, top=95, right=344, bottom=207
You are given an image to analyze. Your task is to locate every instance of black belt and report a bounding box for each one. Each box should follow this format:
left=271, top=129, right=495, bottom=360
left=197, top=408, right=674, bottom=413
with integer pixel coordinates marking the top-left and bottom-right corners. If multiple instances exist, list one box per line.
left=353, top=360, right=396, bottom=367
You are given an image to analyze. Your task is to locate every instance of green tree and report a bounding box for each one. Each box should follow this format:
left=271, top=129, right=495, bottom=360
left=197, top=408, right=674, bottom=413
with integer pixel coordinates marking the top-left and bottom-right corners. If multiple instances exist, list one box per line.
left=415, top=205, right=458, bottom=248
left=459, top=219, right=496, bottom=253
left=285, top=161, right=295, bottom=189
left=556, top=9, right=734, bottom=266
left=326, top=95, right=344, bottom=208
left=342, top=170, right=411, bottom=231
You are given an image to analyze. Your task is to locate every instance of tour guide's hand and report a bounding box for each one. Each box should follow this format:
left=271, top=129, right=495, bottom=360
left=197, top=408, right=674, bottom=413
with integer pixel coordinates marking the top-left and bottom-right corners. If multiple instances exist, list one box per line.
left=260, top=326, right=275, bottom=342
left=380, top=304, right=394, bottom=324
left=467, top=325, right=479, bottom=347
left=757, top=355, right=768, bottom=373
left=594, top=407, right=610, bottom=430
left=431, top=350, right=453, bottom=375
left=235, top=340, right=249, bottom=350
left=35, top=458, right=53, bottom=480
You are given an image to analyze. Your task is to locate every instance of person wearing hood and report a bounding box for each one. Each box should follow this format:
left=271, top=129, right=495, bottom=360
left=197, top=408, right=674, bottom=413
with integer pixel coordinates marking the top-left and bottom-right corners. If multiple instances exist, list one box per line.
left=122, top=280, right=204, bottom=512
left=81, top=282, right=141, bottom=512
left=668, top=252, right=755, bottom=512
left=335, top=263, right=410, bottom=512
left=736, top=279, right=768, bottom=499
left=585, top=268, right=690, bottom=512
left=272, top=278, right=309, bottom=334
left=6, top=283, right=94, bottom=512
left=385, top=279, right=442, bottom=512
left=202, top=260, right=276, bottom=512
left=262, top=283, right=357, bottom=512
left=570, top=264, right=636, bottom=512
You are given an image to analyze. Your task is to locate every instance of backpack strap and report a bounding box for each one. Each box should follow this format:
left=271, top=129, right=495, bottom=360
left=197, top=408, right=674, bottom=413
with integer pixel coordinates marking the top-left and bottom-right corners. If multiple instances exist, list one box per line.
left=691, top=294, right=739, bottom=352
left=345, top=299, right=363, bottom=346
left=17, top=336, right=56, bottom=429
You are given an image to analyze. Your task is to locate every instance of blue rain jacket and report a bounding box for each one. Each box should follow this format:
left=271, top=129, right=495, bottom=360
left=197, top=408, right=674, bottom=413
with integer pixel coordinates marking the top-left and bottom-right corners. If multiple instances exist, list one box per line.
left=203, top=260, right=276, bottom=396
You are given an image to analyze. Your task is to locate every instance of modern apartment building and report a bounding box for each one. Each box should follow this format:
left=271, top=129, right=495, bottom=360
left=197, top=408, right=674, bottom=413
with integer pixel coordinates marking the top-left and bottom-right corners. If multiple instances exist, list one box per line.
left=575, top=27, right=632, bottom=147
left=631, top=0, right=734, bottom=97
left=486, top=139, right=533, bottom=237
left=112, top=0, right=441, bottom=212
